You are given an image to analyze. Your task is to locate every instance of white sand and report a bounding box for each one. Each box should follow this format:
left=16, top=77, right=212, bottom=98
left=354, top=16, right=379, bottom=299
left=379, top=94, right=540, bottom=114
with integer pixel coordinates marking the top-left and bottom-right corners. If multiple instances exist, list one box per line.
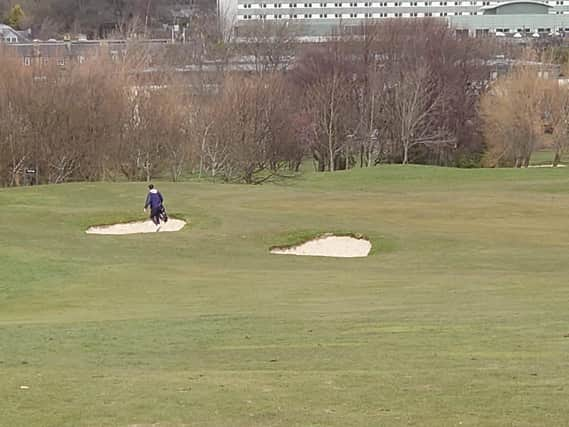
left=528, top=164, right=567, bottom=168
left=270, top=235, right=372, bottom=258
left=86, top=219, right=186, bottom=235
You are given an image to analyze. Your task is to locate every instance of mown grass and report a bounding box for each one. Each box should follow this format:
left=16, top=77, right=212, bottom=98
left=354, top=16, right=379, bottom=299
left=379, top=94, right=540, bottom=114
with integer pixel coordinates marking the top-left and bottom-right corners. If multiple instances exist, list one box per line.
left=1, top=165, right=569, bottom=426
left=530, top=149, right=569, bottom=166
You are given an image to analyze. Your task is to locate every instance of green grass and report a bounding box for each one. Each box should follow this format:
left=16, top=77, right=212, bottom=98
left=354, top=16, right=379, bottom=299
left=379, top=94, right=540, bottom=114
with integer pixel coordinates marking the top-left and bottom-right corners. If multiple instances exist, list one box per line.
left=530, top=149, right=569, bottom=166
left=2, top=165, right=569, bottom=426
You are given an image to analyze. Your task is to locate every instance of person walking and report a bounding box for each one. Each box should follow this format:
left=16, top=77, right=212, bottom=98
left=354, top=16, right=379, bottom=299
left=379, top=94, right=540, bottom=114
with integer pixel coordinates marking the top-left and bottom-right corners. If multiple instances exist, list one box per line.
left=144, top=184, right=164, bottom=230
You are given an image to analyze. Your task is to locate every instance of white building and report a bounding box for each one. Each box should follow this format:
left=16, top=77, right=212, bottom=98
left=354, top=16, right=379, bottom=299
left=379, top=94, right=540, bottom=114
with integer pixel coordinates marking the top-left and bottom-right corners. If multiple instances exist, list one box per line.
left=217, top=0, right=569, bottom=37
left=0, top=24, right=26, bottom=43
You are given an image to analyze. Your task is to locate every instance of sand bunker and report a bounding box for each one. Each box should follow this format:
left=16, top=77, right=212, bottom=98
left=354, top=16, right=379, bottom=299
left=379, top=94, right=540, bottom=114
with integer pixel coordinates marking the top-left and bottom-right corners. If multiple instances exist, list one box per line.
left=528, top=164, right=567, bottom=168
left=271, top=235, right=372, bottom=258
left=86, top=219, right=186, bottom=235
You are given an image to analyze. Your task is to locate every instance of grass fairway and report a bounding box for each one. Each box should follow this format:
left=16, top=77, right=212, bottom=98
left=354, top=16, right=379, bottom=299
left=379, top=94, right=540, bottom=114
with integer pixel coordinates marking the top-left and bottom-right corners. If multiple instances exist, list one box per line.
left=2, top=166, right=569, bottom=427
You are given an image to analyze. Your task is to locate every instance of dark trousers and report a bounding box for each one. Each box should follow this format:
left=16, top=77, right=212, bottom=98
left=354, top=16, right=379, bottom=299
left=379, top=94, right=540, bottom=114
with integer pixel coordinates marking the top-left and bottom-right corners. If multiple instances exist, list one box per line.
left=150, top=206, right=162, bottom=225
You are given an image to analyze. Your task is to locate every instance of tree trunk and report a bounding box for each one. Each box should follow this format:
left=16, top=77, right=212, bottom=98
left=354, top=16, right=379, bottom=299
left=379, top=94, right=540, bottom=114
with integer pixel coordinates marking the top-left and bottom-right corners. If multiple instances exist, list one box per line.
left=329, top=136, right=335, bottom=172
left=403, top=142, right=409, bottom=165
left=553, top=150, right=561, bottom=167
left=523, top=157, right=530, bottom=168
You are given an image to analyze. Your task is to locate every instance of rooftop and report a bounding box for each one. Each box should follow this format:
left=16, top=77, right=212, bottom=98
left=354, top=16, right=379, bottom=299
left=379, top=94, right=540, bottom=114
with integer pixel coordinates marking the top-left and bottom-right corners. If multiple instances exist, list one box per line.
left=480, top=0, right=553, bottom=11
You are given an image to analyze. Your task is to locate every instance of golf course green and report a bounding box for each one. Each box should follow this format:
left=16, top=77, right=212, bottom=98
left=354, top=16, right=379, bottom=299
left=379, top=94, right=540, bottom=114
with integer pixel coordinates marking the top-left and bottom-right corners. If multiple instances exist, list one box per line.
left=1, top=165, right=569, bottom=426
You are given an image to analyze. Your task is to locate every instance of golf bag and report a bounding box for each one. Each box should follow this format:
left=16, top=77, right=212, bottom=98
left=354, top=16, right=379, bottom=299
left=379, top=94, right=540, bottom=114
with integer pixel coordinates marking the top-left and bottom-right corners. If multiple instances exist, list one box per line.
left=159, top=205, right=169, bottom=223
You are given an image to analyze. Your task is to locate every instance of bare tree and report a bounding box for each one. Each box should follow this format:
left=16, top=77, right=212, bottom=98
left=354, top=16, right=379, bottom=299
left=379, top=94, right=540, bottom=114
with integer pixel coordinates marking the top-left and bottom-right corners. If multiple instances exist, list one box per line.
left=0, top=55, right=32, bottom=186
left=236, top=21, right=298, bottom=74
left=481, top=64, right=548, bottom=167
left=302, top=69, right=354, bottom=172
left=198, top=74, right=299, bottom=183
left=543, top=81, right=569, bottom=166
left=386, top=66, right=456, bottom=165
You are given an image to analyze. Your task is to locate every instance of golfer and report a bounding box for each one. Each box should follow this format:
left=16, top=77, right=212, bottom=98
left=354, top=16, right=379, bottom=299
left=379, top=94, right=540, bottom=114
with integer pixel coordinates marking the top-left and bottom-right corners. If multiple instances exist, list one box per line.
left=144, top=184, right=164, bottom=229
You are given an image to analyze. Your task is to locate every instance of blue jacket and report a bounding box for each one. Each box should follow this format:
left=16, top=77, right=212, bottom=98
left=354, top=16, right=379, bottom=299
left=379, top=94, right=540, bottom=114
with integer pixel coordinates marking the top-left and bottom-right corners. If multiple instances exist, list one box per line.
left=145, top=189, right=163, bottom=209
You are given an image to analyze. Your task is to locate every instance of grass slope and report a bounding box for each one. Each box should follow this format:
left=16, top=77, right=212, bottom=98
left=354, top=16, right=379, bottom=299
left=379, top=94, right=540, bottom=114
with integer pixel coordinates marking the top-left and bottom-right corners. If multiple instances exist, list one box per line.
left=1, top=165, right=569, bottom=426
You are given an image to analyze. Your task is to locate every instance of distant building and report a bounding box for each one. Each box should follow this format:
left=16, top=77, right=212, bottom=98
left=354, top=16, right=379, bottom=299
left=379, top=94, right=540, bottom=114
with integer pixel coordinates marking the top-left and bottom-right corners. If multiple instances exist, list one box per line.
left=450, top=0, right=569, bottom=36
left=0, top=24, right=30, bottom=44
left=217, top=0, right=569, bottom=38
left=1, top=39, right=169, bottom=68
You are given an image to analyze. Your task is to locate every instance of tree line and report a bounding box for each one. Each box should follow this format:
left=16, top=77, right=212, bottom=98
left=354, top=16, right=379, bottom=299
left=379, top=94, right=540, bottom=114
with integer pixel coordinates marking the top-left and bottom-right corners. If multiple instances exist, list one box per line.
left=1, top=20, right=567, bottom=187
left=1, top=0, right=204, bottom=39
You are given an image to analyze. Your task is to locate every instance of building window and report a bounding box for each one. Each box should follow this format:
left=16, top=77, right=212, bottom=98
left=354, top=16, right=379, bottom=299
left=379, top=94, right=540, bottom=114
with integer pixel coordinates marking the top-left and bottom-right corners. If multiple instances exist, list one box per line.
left=305, top=12, right=312, bottom=16
left=350, top=12, right=357, bottom=16
left=304, top=2, right=312, bottom=6
left=291, top=2, right=297, bottom=6
left=244, top=3, right=252, bottom=7
left=320, top=12, right=327, bottom=16
left=262, top=3, right=267, bottom=6
left=335, top=12, right=341, bottom=16
left=292, top=13, right=298, bottom=17
left=411, top=11, right=418, bottom=15
left=57, top=58, right=66, bottom=66
left=23, top=57, right=32, bottom=66
left=364, top=11, right=372, bottom=16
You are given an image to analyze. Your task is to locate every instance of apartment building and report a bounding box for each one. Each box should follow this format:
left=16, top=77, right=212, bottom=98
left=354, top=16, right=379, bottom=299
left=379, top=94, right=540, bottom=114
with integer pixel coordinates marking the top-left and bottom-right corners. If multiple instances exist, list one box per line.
left=218, top=0, right=569, bottom=37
